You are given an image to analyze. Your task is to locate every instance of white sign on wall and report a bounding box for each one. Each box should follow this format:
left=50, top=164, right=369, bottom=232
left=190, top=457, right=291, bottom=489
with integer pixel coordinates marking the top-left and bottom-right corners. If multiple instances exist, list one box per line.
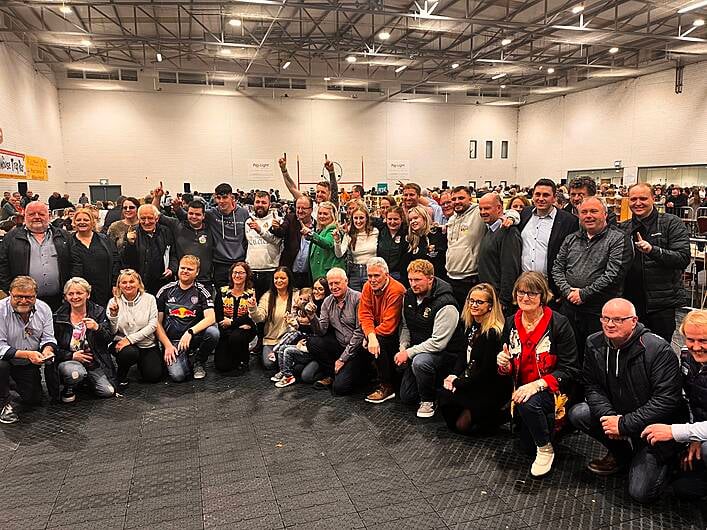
left=623, top=174, right=637, bottom=186
left=246, top=159, right=276, bottom=184
left=387, top=160, right=410, bottom=182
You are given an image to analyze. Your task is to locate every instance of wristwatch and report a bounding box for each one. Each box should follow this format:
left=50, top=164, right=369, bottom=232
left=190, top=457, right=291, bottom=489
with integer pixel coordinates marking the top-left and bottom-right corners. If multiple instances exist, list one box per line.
left=187, top=329, right=194, bottom=336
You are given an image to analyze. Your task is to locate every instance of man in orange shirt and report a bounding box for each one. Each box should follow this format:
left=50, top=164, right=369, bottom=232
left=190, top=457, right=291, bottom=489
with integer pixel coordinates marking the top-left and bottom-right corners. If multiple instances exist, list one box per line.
left=359, top=257, right=405, bottom=404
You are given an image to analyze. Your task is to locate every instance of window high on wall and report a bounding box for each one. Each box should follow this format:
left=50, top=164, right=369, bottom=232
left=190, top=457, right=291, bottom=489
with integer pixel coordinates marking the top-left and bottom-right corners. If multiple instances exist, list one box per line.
left=638, top=165, right=707, bottom=187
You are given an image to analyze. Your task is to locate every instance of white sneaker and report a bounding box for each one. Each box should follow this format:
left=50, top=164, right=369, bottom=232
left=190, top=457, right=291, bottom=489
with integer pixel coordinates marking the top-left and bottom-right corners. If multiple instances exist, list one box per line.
left=275, top=375, right=296, bottom=388
left=416, top=401, right=435, bottom=418
left=270, top=371, right=284, bottom=382
left=531, top=443, right=555, bottom=477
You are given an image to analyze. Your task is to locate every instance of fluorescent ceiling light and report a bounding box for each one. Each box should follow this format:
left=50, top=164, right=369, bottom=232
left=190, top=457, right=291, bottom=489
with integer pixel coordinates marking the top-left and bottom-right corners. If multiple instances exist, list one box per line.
left=324, top=77, right=331, bottom=81
left=228, top=18, right=242, bottom=27
left=156, top=53, right=163, bottom=62
left=451, top=62, right=460, bottom=69
left=609, top=47, right=619, bottom=53
left=282, top=61, right=291, bottom=69
left=80, top=39, right=92, bottom=47
left=500, top=84, right=506, bottom=89
left=59, top=5, right=73, bottom=14
left=220, top=48, right=232, bottom=56
left=547, top=67, right=555, bottom=74
left=501, top=38, right=512, bottom=46
left=571, top=5, right=584, bottom=14
left=678, top=1, right=707, bottom=14
left=378, top=31, right=391, bottom=40
left=694, top=19, right=705, bottom=26
left=491, top=72, right=506, bottom=79
left=346, top=55, right=357, bottom=63
left=395, top=65, right=407, bottom=73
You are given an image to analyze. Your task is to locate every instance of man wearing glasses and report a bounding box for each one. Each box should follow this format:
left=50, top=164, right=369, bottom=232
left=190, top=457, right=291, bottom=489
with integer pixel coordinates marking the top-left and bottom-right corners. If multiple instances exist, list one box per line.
left=568, top=298, right=686, bottom=503
left=270, top=196, right=315, bottom=289
left=0, top=276, right=58, bottom=424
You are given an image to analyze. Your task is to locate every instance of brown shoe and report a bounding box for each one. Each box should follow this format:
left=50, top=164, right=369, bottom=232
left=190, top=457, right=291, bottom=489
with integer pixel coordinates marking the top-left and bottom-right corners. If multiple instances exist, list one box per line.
left=587, top=452, right=621, bottom=476
left=313, top=377, right=333, bottom=390
left=365, top=385, right=396, bottom=404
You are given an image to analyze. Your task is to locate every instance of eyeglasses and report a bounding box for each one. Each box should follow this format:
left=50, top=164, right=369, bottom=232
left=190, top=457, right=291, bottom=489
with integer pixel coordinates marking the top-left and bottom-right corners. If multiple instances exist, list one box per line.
left=123, top=205, right=137, bottom=210
left=233, top=271, right=247, bottom=276
left=10, top=293, right=36, bottom=301
left=600, top=316, right=635, bottom=325
left=516, top=290, right=540, bottom=299
left=467, top=298, right=488, bottom=307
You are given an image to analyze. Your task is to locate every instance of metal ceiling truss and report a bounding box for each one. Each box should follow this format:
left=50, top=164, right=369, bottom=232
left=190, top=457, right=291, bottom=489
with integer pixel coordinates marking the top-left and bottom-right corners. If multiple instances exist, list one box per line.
left=0, top=0, right=704, bottom=95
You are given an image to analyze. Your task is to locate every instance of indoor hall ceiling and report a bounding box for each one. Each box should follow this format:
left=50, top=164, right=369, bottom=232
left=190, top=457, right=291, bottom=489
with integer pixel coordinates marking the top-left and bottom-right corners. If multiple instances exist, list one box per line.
left=1, top=0, right=705, bottom=101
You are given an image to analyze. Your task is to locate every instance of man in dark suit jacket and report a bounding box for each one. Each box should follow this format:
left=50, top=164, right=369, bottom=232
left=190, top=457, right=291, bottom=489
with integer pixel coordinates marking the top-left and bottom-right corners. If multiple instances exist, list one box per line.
left=518, top=178, right=578, bottom=301
left=270, top=195, right=315, bottom=289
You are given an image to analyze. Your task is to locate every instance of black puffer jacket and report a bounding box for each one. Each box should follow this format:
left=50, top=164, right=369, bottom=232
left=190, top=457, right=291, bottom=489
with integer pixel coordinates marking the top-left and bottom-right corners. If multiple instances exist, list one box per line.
left=583, top=323, right=686, bottom=436
left=619, top=210, right=690, bottom=312
left=53, top=301, right=117, bottom=385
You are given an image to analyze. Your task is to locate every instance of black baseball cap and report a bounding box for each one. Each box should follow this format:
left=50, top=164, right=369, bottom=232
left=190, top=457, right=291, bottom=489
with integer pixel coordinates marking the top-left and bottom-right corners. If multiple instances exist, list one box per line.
left=214, top=183, right=233, bottom=196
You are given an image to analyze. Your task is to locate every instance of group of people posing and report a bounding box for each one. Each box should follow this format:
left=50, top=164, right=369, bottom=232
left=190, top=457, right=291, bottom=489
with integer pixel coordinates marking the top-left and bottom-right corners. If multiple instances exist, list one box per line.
left=0, top=165, right=704, bottom=506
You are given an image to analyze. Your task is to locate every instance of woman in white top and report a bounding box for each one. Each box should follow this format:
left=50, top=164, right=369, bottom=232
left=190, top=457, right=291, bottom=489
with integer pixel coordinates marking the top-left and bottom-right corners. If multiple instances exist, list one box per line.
left=334, top=206, right=379, bottom=291
left=106, top=269, right=160, bottom=386
left=248, top=266, right=298, bottom=370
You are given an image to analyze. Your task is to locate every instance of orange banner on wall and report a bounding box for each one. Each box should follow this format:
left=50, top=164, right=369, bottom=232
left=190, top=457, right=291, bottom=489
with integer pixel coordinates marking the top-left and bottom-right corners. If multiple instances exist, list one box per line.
left=25, top=155, right=48, bottom=181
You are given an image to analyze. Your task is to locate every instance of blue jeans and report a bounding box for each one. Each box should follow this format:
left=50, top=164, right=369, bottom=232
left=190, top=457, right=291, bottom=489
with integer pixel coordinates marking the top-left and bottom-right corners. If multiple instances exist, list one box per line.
left=569, top=402, right=672, bottom=503
left=280, top=345, right=313, bottom=378
left=671, top=442, right=707, bottom=500
left=58, top=361, right=114, bottom=398
left=515, top=389, right=555, bottom=449
left=166, top=325, right=219, bottom=382
left=399, top=352, right=455, bottom=404
left=347, top=264, right=367, bottom=292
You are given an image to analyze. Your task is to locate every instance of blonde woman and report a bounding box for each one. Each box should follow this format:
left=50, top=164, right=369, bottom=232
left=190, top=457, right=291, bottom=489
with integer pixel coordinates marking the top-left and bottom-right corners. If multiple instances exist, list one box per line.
left=106, top=269, right=160, bottom=385
left=440, top=283, right=511, bottom=433
left=400, top=205, right=447, bottom=286
left=70, top=207, right=120, bottom=307
left=303, top=201, right=345, bottom=280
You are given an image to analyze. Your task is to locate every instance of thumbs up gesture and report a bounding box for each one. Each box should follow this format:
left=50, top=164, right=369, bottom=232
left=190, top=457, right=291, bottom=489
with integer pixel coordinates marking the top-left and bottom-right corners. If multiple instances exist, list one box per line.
left=497, top=344, right=512, bottom=369
left=634, top=232, right=652, bottom=254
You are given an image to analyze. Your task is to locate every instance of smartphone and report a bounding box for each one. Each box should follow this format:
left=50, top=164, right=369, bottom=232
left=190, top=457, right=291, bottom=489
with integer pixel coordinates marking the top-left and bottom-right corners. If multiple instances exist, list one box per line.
left=284, top=152, right=287, bottom=160
left=325, top=153, right=328, bottom=161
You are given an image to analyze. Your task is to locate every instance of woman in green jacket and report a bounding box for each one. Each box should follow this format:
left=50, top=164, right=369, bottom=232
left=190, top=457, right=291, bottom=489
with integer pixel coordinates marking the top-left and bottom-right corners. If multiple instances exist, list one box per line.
left=303, top=201, right=345, bottom=280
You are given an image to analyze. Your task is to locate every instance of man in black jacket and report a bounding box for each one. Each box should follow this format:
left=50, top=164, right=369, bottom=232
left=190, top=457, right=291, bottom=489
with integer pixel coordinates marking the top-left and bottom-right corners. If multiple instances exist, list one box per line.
left=552, top=198, right=632, bottom=364
left=518, top=179, right=578, bottom=301
left=120, top=204, right=177, bottom=295
left=271, top=196, right=315, bottom=289
left=619, top=183, right=690, bottom=344
left=568, top=298, right=686, bottom=503
left=0, top=201, right=71, bottom=310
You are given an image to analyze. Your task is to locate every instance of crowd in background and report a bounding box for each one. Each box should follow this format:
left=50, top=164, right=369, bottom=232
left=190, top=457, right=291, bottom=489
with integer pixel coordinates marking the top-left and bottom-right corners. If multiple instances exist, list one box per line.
left=0, top=167, right=706, bottom=505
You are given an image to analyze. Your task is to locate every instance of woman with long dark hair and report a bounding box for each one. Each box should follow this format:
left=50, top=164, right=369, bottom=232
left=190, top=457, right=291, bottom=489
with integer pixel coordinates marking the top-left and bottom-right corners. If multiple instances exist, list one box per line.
left=214, top=261, right=257, bottom=373
left=376, top=205, right=407, bottom=281
left=248, top=266, right=296, bottom=370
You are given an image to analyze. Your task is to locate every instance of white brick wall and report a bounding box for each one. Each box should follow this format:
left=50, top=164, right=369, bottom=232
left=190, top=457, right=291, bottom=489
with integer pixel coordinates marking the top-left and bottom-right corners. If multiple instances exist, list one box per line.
left=517, top=61, right=707, bottom=185
left=0, top=43, right=66, bottom=199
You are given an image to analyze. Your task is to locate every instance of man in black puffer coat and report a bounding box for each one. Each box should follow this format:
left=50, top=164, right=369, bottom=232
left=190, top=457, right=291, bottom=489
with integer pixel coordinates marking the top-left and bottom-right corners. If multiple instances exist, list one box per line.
left=619, top=183, right=690, bottom=344
left=569, top=298, right=687, bottom=504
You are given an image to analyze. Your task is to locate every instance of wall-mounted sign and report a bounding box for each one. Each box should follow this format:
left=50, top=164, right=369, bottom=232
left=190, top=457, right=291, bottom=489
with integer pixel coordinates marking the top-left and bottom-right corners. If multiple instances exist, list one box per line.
left=387, top=160, right=410, bottom=182
left=246, top=159, right=275, bottom=183
left=0, top=148, right=48, bottom=180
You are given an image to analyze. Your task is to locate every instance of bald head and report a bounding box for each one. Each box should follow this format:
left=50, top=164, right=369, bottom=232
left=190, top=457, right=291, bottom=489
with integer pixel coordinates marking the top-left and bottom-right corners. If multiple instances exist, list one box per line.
left=601, top=298, right=638, bottom=346
left=478, top=193, right=503, bottom=224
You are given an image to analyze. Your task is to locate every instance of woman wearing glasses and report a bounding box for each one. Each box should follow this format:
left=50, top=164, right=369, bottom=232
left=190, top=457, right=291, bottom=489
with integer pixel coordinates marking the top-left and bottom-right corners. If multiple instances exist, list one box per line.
left=440, top=283, right=511, bottom=434
left=214, top=262, right=256, bottom=373
left=106, top=269, right=161, bottom=386
left=106, top=196, right=140, bottom=251
left=496, top=272, right=578, bottom=478
left=70, top=208, right=121, bottom=308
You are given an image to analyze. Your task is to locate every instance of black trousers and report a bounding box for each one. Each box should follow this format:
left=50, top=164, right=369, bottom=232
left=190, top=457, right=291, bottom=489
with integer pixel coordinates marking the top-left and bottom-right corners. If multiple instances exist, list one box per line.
left=448, top=276, right=479, bottom=309
left=639, top=307, right=676, bottom=346
left=371, top=333, right=399, bottom=387
left=292, top=271, right=312, bottom=290
left=559, top=303, right=602, bottom=368
left=0, top=360, right=43, bottom=408
left=213, top=262, right=232, bottom=291
left=253, top=270, right=275, bottom=298
left=214, top=327, right=256, bottom=372
left=112, top=344, right=163, bottom=383
left=307, top=331, right=366, bottom=395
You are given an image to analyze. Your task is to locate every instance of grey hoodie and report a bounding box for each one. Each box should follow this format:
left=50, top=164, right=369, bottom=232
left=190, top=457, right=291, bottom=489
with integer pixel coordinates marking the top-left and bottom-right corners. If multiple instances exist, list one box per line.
left=206, top=206, right=250, bottom=264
